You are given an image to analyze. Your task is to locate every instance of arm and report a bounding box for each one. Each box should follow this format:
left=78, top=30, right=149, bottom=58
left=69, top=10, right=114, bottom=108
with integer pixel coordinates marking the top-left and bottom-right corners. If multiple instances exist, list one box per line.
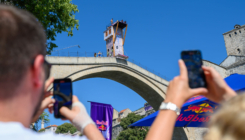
left=60, top=96, right=104, bottom=140
left=146, top=110, right=177, bottom=140
left=146, top=60, right=208, bottom=140
left=146, top=60, right=237, bottom=140
left=83, top=124, right=105, bottom=140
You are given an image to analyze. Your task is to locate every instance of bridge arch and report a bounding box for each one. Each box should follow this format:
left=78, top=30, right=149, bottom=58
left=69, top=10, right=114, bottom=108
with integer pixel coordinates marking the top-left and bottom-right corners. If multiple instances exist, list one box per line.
left=47, top=56, right=168, bottom=110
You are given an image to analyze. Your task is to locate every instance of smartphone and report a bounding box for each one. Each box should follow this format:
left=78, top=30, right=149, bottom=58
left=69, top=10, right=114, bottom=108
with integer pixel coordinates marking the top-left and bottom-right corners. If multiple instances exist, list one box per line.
left=181, top=50, right=207, bottom=88
left=53, top=78, right=73, bottom=118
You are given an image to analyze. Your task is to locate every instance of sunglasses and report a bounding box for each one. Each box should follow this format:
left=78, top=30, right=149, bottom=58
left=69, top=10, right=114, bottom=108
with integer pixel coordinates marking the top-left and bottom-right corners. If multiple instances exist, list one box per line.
left=43, top=59, right=52, bottom=80
left=31, top=59, right=52, bottom=80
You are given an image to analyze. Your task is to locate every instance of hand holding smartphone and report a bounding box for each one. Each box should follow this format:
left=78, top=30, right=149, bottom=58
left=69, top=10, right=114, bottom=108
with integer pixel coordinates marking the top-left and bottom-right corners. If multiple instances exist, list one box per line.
left=181, top=50, right=207, bottom=88
left=53, top=78, right=73, bottom=118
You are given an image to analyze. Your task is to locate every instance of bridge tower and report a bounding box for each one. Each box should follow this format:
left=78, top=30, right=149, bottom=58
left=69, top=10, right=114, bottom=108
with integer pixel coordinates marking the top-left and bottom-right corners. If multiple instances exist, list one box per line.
left=223, top=24, right=245, bottom=56
left=104, top=19, right=128, bottom=59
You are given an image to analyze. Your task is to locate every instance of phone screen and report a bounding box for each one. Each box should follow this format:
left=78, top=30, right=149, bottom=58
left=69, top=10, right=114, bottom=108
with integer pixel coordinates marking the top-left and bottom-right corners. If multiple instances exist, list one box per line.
left=181, top=50, right=207, bottom=88
left=53, top=78, right=72, bottom=118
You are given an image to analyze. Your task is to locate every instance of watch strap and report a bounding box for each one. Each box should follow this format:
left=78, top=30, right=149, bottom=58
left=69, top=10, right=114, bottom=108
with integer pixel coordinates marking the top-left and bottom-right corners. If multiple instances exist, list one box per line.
left=159, top=102, right=180, bottom=115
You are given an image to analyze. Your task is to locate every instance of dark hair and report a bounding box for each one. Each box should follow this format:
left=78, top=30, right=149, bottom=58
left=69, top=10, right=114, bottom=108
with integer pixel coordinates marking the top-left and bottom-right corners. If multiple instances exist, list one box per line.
left=0, top=5, right=46, bottom=98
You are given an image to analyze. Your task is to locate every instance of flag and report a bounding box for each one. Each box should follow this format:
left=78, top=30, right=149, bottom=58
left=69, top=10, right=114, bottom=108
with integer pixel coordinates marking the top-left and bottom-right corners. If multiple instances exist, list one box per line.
left=90, top=102, right=113, bottom=140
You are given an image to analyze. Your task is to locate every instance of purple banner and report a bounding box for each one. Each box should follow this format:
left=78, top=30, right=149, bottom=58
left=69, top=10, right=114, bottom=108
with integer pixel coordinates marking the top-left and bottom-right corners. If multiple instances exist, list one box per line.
left=90, top=102, right=113, bottom=140
left=144, top=103, right=153, bottom=111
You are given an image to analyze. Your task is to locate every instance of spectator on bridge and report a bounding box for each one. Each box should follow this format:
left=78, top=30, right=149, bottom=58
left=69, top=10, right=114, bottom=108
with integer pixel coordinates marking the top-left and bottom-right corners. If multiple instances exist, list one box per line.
left=94, top=53, right=97, bottom=57
left=0, top=5, right=104, bottom=140
left=145, top=60, right=237, bottom=140
left=111, top=47, right=114, bottom=57
left=111, top=18, right=113, bottom=24
left=98, top=51, right=102, bottom=57
left=107, top=49, right=110, bottom=57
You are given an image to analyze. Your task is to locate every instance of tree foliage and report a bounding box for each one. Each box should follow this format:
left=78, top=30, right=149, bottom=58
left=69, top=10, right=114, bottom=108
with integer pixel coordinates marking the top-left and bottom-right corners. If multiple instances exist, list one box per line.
left=31, top=112, right=50, bottom=132
left=117, top=113, right=149, bottom=140
left=55, top=123, right=77, bottom=134
left=1, top=0, right=79, bottom=54
left=120, top=113, right=143, bottom=130
left=38, top=128, right=45, bottom=133
left=117, top=127, right=149, bottom=140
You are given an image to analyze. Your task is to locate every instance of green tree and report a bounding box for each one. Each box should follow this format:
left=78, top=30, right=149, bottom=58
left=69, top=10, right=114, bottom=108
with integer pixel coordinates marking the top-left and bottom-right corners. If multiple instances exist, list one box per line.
left=55, top=123, right=77, bottom=134
left=117, top=113, right=149, bottom=140
left=38, top=128, right=45, bottom=133
left=31, top=112, right=50, bottom=132
left=1, top=0, right=79, bottom=54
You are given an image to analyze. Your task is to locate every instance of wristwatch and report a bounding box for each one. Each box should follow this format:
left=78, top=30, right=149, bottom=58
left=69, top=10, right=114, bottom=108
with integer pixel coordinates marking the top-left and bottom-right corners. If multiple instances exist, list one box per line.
left=159, top=102, right=180, bottom=115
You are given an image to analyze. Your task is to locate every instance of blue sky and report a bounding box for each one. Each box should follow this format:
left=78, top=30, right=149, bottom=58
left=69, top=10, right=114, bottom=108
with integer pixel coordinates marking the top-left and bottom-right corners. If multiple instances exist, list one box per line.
left=44, top=0, right=245, bottom=127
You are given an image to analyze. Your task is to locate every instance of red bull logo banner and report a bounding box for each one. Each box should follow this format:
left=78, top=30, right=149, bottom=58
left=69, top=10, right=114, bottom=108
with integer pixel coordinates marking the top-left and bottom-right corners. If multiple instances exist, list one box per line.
left=184, top=95, right=206, bottom=104
left=184, top=103, right=214, bottom=113
left=175, top=102, right=218, bottom=127
left=91, top=102, right=113, bottom=140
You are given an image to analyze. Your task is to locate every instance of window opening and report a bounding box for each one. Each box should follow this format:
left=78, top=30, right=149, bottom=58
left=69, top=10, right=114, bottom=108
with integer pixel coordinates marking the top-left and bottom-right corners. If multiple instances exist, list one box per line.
left=237, top=48, right=241, bottom=54
left=235, top=32, right=237, bottom=35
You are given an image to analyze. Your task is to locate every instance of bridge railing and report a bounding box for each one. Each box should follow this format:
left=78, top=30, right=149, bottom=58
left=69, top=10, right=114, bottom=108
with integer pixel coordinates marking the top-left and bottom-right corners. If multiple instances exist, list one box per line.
left=48, top=51, right=170, bottom=81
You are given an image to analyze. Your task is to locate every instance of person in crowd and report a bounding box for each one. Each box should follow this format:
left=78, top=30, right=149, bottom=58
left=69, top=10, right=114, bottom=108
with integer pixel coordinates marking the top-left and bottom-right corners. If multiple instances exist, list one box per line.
left=98, top=51, right=102, bottom=57
left=94, top=53, right=97, bottom=57
left=204, top=93, right=245, bottom=140
left=107, top=49, right=110, bottom=57
left=111, top=47, right=114, bottom=57
left=145, top=60, right=237, bottom=140
left=111, top=18, right=113, bottom=24
left=0, top=5, right=104, bottom=140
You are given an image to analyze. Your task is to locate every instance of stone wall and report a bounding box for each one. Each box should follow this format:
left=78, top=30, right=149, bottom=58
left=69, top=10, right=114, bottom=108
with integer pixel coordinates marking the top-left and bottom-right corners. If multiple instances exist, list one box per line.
left=203, top=60, right=227, bottom=78
left=223, top=25, right=245, bottom=56
left=112, top=124, right=123, bottom=140
left=133, top=107, right=146, bottom=116
left=226, top=62, right=245, bottom=75
left=220, top=55, right=245, bottom=68
left=183, top=127, right=208, bottom=140
left=113, top=109, right=119, bottom=120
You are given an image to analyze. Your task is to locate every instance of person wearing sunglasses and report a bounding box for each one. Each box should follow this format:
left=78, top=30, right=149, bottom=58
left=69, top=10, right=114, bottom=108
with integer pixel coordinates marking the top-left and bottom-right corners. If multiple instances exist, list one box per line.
left=0, top=5, right=104, bottom=140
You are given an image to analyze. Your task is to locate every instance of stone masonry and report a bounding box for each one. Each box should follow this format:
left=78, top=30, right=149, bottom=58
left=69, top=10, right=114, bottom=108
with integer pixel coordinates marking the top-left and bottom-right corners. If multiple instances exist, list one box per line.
left=223, top=24, right=245, bottom=56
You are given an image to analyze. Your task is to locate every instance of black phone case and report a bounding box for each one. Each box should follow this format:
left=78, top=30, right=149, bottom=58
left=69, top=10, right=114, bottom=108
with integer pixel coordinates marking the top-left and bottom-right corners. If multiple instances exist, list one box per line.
left=181, top=50, right=207, bottom=88
left=53, top=78, right=73, bottom=119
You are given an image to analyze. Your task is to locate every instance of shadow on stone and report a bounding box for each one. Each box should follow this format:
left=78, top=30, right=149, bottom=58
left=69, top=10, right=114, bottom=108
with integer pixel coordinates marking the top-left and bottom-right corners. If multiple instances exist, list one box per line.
left=116, top=58, right=128, bottom=65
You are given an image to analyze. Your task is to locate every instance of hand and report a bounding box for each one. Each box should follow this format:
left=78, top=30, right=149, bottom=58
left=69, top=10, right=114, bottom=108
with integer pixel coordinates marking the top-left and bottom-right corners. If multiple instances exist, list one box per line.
left=202, top=66, right=237, bottom=103
left=59, top=96, right=95, bottom=132
left=32, top=77, right=55, bottom=123
left=165, top=60, right=208, bottom=108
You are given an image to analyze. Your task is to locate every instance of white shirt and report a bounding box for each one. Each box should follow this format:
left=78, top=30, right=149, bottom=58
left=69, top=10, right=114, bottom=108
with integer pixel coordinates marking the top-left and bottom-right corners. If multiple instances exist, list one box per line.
left=0, top=122, right=88, bottom=140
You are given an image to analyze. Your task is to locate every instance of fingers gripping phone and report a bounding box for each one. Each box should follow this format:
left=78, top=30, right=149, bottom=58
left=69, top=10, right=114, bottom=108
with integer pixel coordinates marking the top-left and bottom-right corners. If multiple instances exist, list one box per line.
left=181, top=50, right=207, bottom=88
left=53, top=78, right=73, bottom=118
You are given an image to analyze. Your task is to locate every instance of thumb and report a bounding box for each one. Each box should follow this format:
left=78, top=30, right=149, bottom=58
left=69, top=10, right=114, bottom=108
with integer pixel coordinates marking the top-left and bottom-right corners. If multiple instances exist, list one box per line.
left=60, top=107, right=76, bottom=121
left=190, top=88, right=208, bottom=96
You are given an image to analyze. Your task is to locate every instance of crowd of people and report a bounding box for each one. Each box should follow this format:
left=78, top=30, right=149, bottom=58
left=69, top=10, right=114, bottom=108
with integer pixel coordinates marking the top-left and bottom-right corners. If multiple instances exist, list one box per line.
left=0, top=4, right=244, bottom=140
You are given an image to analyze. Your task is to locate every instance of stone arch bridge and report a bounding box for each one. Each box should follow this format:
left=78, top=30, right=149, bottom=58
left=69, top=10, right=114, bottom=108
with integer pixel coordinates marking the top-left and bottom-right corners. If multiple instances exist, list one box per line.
left=46, top=56, right=212, bottom=140
left=46, top=56, right=168, bottom=110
